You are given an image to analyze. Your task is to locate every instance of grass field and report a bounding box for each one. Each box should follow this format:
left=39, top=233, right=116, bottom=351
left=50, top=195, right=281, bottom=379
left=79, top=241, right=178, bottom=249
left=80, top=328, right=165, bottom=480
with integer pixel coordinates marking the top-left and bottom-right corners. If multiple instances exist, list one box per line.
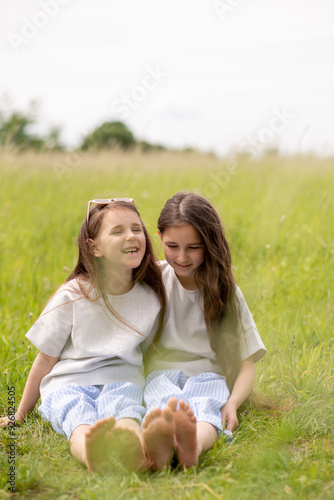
left=0, top=150, right=333, bottom=499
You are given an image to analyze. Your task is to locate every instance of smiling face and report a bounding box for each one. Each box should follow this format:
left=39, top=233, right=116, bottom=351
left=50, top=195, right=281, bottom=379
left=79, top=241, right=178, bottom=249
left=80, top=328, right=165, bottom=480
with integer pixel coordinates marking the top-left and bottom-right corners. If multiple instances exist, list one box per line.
left=160, top=223, right=205, bottom=289
left=90, top=207, right=146, bottom=273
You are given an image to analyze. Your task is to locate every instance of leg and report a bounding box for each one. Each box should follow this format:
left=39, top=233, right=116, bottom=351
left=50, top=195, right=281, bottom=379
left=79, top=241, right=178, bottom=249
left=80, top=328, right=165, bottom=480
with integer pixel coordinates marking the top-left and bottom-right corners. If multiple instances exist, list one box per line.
left=144, top=370, right=186, bottom=413
left=142, top=370, right=188, bottom=470
left=39, top=385, right=112, bottom=473
left=38, top=385, right=99, bottom=439
left=97, top=383, right=149, bottom=471
left=168, top=398, right=219, bottom=468
left=168, top=398, right=198, bottom=468
left=196, top=421, right=219, bottom=456
left=69, top=424, right=91, bottom=467
left=70, top=417, right=116, bottom=474
left=142, top=406, right=175, bottom=470
left=172, top=373, right=229, bottom=467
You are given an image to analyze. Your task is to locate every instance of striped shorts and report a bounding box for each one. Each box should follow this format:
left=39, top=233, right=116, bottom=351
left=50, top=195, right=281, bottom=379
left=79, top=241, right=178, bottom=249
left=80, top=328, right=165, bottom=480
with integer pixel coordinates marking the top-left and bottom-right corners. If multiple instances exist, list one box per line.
left=144, top=370, right=230, bottom=434
left=39, top=382, right=145, bottom=440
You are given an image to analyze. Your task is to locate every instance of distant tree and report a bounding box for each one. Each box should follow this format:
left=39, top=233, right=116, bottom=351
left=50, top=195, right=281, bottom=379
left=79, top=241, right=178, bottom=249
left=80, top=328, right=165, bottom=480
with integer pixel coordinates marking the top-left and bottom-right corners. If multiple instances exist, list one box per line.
left=43, top=126, right=64, bottom=152
left=80, top=121, right=136, bottom=151
left=0, top=104, right=64, bottom=152
left=0, top=111, right=35, bottom=149
left=137, top=140, right=167, bottom=153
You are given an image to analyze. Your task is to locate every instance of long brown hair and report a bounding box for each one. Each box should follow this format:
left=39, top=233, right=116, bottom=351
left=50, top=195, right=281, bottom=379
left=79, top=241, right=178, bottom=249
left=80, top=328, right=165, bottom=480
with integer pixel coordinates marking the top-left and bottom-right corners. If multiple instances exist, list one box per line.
left=158, top=192, right=280, bottom=415
left=158, top=192, right=243, bottom=390
left=67, top=200, right=166, bottom=338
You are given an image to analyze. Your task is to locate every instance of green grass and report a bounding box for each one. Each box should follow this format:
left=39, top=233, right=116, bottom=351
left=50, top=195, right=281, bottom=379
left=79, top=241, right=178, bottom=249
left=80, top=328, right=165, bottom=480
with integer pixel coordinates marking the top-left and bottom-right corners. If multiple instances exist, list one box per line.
left=0, top=150, right=333, bottom=499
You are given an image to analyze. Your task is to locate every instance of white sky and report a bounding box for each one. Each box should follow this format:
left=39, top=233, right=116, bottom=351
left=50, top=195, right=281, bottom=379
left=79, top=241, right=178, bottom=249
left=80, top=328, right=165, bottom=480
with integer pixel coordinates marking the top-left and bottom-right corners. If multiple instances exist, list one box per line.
left=1, top=0, right=334, bottom=156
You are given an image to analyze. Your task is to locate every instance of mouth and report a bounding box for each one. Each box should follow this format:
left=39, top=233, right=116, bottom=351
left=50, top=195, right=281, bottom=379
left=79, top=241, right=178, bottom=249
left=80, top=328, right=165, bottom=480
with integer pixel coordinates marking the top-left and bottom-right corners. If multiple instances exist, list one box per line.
left=123, top=247, right=139, bottom=255
left=175, top=262, right=191, bottom=268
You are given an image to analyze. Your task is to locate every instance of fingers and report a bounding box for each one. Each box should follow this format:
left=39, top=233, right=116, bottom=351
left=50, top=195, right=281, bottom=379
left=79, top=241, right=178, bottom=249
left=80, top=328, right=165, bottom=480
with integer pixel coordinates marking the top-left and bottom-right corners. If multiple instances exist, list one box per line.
left=0, top=416, right=22, bottom=428
left=0, top=417, right=9, bottom=427
left=225, top=415, right=239, bottom=431
left=221, top=406, right=239, bottom=432
left=220, top=407, right=228, bottom=426
left=225, top=421, right=235, bottom=431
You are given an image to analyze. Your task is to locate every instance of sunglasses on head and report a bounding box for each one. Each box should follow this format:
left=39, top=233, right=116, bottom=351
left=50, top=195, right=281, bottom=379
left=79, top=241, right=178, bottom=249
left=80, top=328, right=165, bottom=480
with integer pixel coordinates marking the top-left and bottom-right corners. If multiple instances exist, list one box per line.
left=86, top=198, right=134, bottom=225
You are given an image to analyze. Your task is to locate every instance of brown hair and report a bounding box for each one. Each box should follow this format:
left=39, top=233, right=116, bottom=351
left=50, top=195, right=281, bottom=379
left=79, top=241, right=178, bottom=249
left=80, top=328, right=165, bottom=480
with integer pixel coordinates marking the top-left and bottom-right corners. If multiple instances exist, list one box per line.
left=158, top=192, right=281, bottom=415
left=67, top=200, right=166, bottom=338
left=157, top=192, right=241, bottom=389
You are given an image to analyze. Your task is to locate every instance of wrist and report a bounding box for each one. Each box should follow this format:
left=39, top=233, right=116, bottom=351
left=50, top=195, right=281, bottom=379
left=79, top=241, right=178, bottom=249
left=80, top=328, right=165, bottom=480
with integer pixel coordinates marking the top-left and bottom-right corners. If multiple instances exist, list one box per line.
left=226, top=398, right=239, bottom=410
left=15, top=410, right=26, bottom=423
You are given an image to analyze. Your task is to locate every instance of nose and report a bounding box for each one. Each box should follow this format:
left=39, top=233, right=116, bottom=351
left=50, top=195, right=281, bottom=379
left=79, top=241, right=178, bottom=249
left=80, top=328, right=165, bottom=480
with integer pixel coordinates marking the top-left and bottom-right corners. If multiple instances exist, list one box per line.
left=177, top=249, right=188, bottom=263
left=125, top=230, right=137, bottom=240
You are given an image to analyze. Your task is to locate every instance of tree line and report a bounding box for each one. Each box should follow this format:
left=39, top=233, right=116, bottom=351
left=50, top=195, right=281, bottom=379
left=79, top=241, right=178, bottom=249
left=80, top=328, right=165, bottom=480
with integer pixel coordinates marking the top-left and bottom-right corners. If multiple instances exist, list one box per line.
left=0, top=103, right=167, bottom=153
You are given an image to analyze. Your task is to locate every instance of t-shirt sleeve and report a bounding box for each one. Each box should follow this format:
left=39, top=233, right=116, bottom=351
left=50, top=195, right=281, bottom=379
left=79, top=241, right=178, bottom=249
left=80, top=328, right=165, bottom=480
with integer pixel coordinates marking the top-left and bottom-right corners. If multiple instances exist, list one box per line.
left=26, top=285, right=74, bottom=357
left=235, top=286, right=267, bottom=363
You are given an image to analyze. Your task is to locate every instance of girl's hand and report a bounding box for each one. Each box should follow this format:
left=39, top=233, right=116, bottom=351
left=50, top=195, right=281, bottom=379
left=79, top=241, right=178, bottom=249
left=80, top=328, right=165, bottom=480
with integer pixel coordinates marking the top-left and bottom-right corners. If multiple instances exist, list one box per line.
left=0, top=417, right=10, bottom=427
left=0, top=412, right=25, bottom=427
left=221, top=400, right=239, bottom=431
left=221, top=356, right=256, bottom=432
left=1, top=351, right=59, bottom=430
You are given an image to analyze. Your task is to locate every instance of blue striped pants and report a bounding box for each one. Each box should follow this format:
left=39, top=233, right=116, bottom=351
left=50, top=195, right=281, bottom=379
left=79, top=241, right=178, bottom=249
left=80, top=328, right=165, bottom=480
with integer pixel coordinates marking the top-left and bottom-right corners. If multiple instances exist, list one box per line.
left=144, top=370, right=230, bottom=434
left=39, top=382, right=145, bottom=439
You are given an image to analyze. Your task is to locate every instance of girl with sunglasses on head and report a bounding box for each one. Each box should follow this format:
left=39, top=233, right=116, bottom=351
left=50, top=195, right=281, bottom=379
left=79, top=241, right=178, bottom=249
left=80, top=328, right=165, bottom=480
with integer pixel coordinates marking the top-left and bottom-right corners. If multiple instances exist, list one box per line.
left=142, top=192, right=267, bottom=470
left=0, top=198, right=165, bottom=474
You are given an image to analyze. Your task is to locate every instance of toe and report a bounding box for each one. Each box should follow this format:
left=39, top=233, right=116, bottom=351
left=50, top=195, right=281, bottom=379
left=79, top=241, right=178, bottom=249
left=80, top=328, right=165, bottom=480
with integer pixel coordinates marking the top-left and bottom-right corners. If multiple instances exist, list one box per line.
left=167, top=398, right=178, bottom=412
left=161, top=407, right=173, bottom=422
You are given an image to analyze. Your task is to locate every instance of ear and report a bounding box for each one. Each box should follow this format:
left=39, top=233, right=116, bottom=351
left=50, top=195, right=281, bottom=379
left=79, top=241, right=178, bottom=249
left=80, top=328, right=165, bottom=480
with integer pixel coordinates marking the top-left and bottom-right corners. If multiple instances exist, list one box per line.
left=86, top=238, right=102, bottom=258
left=157, top=229, right=162, bottom=241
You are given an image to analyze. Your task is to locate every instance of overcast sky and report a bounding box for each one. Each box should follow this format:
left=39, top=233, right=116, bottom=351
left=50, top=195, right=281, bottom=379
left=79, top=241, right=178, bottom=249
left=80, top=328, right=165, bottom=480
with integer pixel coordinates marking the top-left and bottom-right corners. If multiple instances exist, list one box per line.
left=1, top=0, right=334, bottom=156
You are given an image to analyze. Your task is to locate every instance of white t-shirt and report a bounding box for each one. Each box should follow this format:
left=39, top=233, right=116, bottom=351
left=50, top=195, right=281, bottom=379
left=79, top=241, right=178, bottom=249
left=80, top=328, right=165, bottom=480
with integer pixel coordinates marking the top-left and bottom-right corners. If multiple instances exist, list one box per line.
left=145, top=261, right=266, bottom=377
left=26, top=279, right=161, bottom=398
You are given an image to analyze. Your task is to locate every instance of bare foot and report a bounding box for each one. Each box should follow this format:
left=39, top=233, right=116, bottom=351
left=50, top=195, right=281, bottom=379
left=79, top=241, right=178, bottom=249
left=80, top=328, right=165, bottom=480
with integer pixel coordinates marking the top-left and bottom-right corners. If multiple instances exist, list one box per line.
left=106, top=426, right=149, bottom=471
left=168, top=398, right=198, bottom=468
left=85, top=417, right=116, bottom=474
left=142, top=407, right=175, bottom=470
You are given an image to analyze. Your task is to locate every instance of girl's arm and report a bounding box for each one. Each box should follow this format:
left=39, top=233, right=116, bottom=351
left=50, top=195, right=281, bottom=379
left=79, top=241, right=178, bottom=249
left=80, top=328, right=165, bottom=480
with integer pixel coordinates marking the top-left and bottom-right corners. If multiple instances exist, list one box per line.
left=0, top=351, right=59, bottom=426
left=221, top=355, right=255, bottom=431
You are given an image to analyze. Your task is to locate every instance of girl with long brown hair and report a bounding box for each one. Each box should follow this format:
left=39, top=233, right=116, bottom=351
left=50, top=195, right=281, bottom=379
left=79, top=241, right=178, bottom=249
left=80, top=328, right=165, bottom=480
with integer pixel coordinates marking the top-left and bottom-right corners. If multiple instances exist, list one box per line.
left=143, top=192, right=266, bottom=470
left=1, top=198, right=165, bottom=473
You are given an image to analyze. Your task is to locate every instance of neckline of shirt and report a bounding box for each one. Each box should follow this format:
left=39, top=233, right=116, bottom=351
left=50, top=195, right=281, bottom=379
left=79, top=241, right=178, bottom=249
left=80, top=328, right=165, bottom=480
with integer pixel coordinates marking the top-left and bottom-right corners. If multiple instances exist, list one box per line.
left=106, top=281, right=140, bottom=298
